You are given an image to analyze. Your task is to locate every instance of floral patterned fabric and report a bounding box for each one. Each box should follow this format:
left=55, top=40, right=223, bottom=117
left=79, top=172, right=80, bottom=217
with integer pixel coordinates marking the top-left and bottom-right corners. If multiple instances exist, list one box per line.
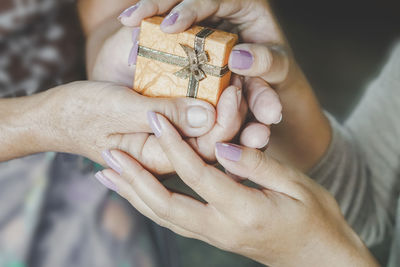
left=0, top=1, right=178, bottom=266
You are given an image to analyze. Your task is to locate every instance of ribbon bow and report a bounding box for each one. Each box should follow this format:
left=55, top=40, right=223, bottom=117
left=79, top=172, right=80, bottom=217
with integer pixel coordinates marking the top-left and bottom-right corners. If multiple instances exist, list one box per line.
left=137, top=28, right=230, bottom=99
left=174, top=44, right=209, bottom=81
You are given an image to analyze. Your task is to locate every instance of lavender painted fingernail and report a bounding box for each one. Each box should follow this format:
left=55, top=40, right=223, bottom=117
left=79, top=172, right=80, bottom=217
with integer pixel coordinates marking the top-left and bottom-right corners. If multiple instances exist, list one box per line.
left=161, top=12, right=179, bottom=28
left=128, top=28, right=140, bottom=66
left=147, top=111, right=162, bottom=138
left=132, top=27, right=140, bottom=41
left=118, top=3, right=140, bottom=20
left=95, top=171, right=118, bottom=192
left=215, top=143, right=242, bottom=162
left=230, top=50, right=254, bottom=70
left=101, top=150, right=122, bottom=175
left=128, top=44, right=138, bottom=66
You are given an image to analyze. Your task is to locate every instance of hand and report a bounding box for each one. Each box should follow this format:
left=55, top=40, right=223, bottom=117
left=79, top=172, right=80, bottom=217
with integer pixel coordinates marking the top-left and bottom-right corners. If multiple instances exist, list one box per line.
left=43, top=80, right=246, bottom=174
left=119, top=0, right=331, bottom=171
left=95, top=113, right=378, bottom=267
left=43, top=80, right=214, bottom=171
left=86, top=20, right=138, bottom=87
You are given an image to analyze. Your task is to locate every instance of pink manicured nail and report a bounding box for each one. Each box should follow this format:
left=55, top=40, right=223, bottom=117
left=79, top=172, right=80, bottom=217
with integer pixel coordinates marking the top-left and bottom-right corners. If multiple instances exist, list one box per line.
left=118, top=3, right=140, bottom=20
left=147, top=111, right=162, bottom=137
left=101, top=150, right=122, bottom=175
left=230, top=50, right=254, bottom=70
left=95, top=171, right=118, bottom=192
left=128, top=28, right=140, bottom=66
left=216, top=143, right=242, bottom=162
left=161, top=12, right=179, bottom=28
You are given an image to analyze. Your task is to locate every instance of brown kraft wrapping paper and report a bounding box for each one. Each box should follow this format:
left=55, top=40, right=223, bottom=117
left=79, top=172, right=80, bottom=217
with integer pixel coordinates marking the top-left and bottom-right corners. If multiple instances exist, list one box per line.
left=133, top=16, right=239, bottom=106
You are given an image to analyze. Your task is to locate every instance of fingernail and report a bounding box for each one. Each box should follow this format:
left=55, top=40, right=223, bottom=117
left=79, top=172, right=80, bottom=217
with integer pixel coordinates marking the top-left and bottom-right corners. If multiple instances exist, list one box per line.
left=95, top=171, right=118, bottom=192
left=230, top=50, right=254, bottom=70
left=101, top=150, right=122, bottom=175
left=216, top=143, right=242, bottom=162
left=128, top=30, right=140, bottom=66
left=161, top=12, right=179, bottom=28
left=118, top=3, right=140, bottom=20
left=186, top=106, right=209, bottom=128
left=274, top=114, right=283, bottom=124
left=236, top=89, right=242, bottom=111
left=132, top=27, right=140, bottom=42
left=147, top=111, right=162, bottom=137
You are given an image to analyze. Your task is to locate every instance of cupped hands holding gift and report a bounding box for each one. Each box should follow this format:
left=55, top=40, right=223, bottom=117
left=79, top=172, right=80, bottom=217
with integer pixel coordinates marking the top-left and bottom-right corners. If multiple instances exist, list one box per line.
left=71, top=0, right=253, bottom=174
left=1, top=1, right=250, bottom=176
left=91, top=0, right=380, bottom=266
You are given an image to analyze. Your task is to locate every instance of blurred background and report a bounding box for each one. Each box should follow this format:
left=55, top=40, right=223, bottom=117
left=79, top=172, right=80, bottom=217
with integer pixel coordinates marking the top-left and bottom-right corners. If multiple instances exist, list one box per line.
left=176, top=0, right=400, bottom=266
left=274, top=0, right=400, bottom=122
left=1, top=0, right=399, bottom=266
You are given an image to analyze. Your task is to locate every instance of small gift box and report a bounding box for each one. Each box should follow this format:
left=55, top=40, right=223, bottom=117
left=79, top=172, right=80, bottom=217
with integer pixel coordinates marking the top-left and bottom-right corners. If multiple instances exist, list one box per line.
left=133, top=16, right=238, bottom=106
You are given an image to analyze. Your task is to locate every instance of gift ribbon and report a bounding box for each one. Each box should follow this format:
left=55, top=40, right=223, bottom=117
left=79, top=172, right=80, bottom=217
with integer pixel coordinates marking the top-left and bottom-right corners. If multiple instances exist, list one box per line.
left=137, top=28, right=230, bottom=98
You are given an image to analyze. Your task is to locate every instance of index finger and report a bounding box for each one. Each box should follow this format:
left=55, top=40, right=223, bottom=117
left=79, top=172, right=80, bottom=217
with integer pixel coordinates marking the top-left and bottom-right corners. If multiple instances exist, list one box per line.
left=119, top=0, right=282, bottom=43
left=119, top=0, right=181, bottom=27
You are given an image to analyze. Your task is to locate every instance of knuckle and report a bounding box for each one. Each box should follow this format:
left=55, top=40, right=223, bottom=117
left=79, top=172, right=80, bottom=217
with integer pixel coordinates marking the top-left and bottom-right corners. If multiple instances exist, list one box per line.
left=153, top=201, right=172, bottom=220
left=123, top=165, right=147, bottom=189
left=258, top=46, right=274, bottom=75
left=162, top=100, right=182, bottom=126
left=237, top=210, right=264, bottom=230
left=95, top=134, right=118, bottom=155
left=145, top=0, right=161, bottom=14
left=251, top=150, right=268, bottom=177
left=105, top=134, right=123, bottom=150
left=182, top=161, right=209, bottom=189
left=123, top=169, right=137, bottom=187
left=286, top=169, right=319, bottom=201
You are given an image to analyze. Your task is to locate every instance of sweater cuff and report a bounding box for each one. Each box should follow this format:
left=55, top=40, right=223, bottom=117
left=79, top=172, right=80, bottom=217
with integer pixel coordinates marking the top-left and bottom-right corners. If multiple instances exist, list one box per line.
left=307, top=112, right=348, bottom=182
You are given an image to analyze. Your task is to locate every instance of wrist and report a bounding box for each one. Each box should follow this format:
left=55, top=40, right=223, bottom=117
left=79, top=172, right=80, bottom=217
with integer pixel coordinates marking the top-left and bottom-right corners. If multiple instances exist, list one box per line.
left=0, top=90, right=57, bottom=161
left=296, top=222, right=379, bottom=267
left=340, top=226, right=380, bottom=267
left=268, top=64, right=332, bottom=172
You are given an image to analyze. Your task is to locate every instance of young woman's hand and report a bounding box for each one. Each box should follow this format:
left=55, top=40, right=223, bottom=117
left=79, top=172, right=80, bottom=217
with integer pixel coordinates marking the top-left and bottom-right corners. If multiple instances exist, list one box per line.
left=119, top=0, right=332, bottom=171
left=32, top=80, right=246, bottom=174
left=96, top=112, right=378, bottom=267
left=86, top=21, right=138, bottom=87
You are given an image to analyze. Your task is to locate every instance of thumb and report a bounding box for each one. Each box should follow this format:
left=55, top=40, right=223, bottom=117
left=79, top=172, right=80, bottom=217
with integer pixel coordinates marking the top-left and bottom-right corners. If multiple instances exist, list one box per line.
left=112, top=87, right=216, bottom=138
left=229, top=43, right=290, bottom=85
left=143, top=95, right=216, bottom=137
left=215, top=143, right=304, bottom=199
